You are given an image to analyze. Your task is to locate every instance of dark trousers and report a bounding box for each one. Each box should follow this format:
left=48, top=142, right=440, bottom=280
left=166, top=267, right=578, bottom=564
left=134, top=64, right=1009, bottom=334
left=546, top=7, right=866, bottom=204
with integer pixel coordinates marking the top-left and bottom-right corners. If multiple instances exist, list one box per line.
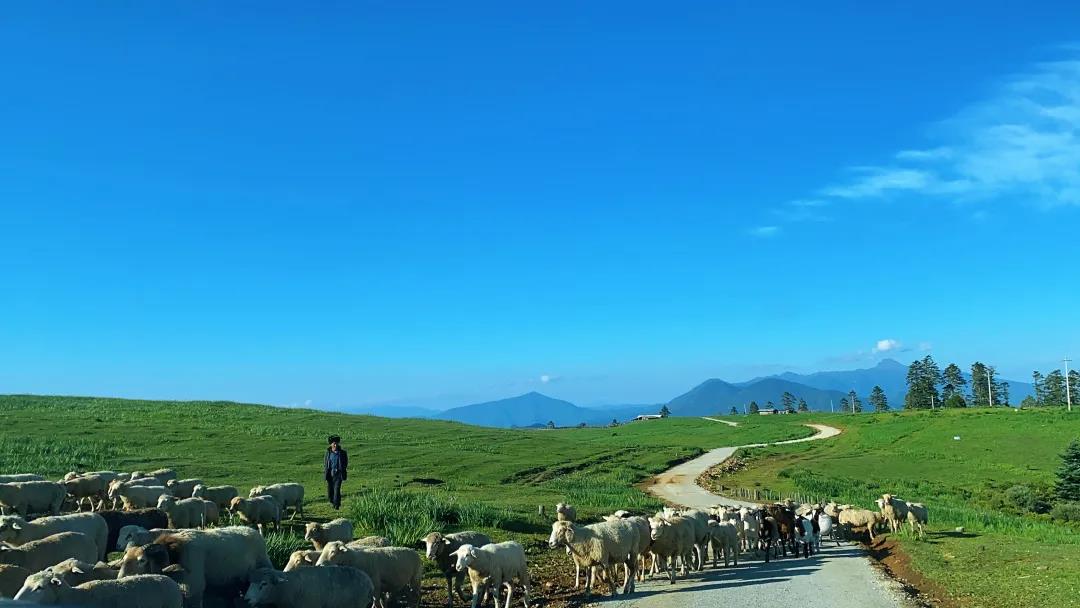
left=327, top=474, right=343, bottom=509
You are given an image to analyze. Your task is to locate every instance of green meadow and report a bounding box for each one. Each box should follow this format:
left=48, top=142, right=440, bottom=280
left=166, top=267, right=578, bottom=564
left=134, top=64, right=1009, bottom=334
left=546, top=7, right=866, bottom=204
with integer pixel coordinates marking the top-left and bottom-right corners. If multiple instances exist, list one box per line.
left=708, top=407, right=1080, bottom=608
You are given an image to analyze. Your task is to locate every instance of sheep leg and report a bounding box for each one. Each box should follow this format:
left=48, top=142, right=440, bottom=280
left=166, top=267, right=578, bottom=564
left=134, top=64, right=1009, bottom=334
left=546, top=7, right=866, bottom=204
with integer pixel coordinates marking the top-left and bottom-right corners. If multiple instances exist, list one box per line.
left=520, top=570, right=531, bottom=608
left=666, top=555, right=675, bottom=584
left=503, top=582, right=513, bottom=608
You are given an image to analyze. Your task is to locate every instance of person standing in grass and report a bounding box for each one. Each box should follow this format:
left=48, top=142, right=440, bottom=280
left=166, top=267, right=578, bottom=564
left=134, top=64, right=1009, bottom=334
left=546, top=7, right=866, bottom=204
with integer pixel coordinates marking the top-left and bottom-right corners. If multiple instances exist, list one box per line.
left=324, top=435, right=349, bottom=510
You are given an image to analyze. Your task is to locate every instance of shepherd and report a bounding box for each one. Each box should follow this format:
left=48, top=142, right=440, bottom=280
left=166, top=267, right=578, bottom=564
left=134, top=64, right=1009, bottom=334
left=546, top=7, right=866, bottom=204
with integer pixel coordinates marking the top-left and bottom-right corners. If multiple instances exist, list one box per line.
left=324, top=434, right=349, bottom=510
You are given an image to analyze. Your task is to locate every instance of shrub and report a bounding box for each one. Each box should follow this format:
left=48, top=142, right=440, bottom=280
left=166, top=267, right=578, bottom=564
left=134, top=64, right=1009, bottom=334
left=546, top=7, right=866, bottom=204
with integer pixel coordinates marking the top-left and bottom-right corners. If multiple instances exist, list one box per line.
left=1050, top=501, right=1080, bottom=523
left=1003, top=485, right=1053, bottom=515
left=345, top=488, right=514, bottom=546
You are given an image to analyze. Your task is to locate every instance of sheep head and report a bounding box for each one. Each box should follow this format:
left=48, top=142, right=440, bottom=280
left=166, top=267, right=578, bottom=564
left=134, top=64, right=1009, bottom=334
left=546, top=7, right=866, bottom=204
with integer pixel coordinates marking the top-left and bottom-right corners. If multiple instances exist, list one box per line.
left=548, top=520, right=574, bottom=548
left=0, top=515, right=25, bottom=540
left=118, top=543, right=169, bottom=578
left=316, top=541, right=348, bottom=566
left=451, top=544, right=478, bottom=572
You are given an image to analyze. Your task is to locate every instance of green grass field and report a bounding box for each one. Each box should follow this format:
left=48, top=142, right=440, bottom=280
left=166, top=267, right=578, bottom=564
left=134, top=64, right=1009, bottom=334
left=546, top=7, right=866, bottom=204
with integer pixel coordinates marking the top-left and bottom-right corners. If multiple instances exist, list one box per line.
left=706, top=407, right=1080, bottom=608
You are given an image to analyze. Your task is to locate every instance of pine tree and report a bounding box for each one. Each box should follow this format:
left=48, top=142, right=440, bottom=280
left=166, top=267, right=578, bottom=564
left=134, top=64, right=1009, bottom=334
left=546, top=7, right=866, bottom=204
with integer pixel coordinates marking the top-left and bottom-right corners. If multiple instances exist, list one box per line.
left=1044, top=370, right=1067, bottom=406
left=797, top=398, right=809, bottom=413
left=846, top=390, right=862, bottom=413
left=995, top=380, right=1010, bottom=406
left=766, top=401, right=776, bottom=412
left=781, top=391, right=796, bottom=412
left=1069, top=370, right=1080, bottom=408
left=1055, top=439, right=1080, bottom=502
left=730, top=406, right=739, bottom=416
left=547, top=420, right=555, bottom=429
left=904, top=359, right=926, bottom=409
left=869, top=385, right=889, bottom=412
left=1032, top=371, right=1045, bottom=406
left=942, top=363, right=966, bottom=400
left=971, top=362, right=991, bottom=406
left=748, top=401, right=760, bottom=415
left=659, top=405, right=671, bottom=418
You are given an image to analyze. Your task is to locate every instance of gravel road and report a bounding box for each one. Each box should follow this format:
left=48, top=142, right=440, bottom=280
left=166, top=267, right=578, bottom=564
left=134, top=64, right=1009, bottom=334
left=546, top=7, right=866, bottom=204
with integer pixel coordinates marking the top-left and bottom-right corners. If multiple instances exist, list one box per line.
left=603, top=422, right=912, bottom=608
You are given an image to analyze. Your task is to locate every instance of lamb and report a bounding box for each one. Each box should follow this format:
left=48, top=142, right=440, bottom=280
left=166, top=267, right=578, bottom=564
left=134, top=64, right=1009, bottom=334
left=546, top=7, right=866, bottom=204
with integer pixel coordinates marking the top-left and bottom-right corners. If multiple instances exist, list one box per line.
left=0, top=513, right=109, bottom=561
left=245, top=565, right=374, bottom=608
left=304, top=518, right=354, bottom=551
left=878, top=494, right=910, bottom=534
left=248, top=484, right=304, bottom=519
left=189, top=485, right=238, bottom=511
left=117, top=526, right=273, bottom=608
left=351, top=535, right=392, bottom=547
left=706, top=520, right=739, bottom=568
left=227, top=496, right=281, bottom=534
left=14, top=572, right=183, bottom=608
left=646, top=514, right=693, bottom=583
left=59, top=475, right=110, bottom=512
left=163, top=480, right=203, bottom=500
left=282, top=550, right=322, bottom=572
left=905, top=502, right=928, bottom=539
left=0, top=476, right=44, bottom=484
left=419, top=531, right=492, bottom=608
left=0, top=564, right=31, bottom=599
left=155, top=496, right=218, bottom=529
left=452, top=542, right=531, bottom=608
left=0, top=532, right=98, bottom=572
left=98, top=510, right=169, bottom=556
left=116, top=527, right=178, bottom=552
left=316, top=542, right=423, bottom=608
left=739, top=507, right=760, bottom=553
left=555, top=503, right=576, bottom=522
left=548, top=519, right=638, bottom=597
left=837, top=507, right=882, bottom=542
left=109, top=482, right=170, bottom=511
left=17, top=558, right=118, bottom=591
left=0, top=482, right=66, bottom=518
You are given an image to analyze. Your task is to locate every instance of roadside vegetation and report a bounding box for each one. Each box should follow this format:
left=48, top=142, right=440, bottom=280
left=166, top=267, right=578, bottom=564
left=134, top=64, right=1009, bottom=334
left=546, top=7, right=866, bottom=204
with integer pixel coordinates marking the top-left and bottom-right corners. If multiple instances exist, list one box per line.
left=706, top=407, right=1080, bottom=608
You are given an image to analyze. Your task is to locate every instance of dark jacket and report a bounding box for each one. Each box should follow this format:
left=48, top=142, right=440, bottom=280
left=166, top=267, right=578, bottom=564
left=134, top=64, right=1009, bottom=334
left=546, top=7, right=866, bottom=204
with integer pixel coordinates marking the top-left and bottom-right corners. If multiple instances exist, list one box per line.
left=324, top=447, right=349, bottom=481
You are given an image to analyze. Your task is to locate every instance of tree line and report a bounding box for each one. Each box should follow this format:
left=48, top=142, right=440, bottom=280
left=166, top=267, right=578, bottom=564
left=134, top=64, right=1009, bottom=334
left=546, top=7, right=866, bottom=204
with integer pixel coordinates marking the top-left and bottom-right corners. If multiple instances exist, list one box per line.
left=1028, top=367, right=1080, bottom=407
left=902, top=355, right=1011, bottom=409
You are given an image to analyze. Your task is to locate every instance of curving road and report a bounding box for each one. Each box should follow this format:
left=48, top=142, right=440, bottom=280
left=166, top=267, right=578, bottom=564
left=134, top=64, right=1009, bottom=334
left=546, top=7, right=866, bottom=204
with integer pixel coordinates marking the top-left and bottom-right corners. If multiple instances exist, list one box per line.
left=608, top=421, right=911, bottom=608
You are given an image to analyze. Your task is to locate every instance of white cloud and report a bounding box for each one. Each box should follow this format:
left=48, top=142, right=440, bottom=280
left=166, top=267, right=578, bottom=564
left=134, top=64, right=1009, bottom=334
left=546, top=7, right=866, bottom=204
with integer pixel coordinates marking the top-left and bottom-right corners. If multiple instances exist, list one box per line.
left=819, top=52, right=1080, bottom=207
left=748, top=225, right=781, bottom=237
left=873, top=339, right=902, bottom=353
left=540, top=374, right=551, bottom=384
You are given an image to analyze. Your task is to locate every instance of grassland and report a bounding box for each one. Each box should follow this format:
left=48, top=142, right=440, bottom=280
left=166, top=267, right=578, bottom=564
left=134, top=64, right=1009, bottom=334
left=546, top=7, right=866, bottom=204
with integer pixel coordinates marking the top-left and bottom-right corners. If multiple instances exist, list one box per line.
left=705, top=407, right=1080, bottom=608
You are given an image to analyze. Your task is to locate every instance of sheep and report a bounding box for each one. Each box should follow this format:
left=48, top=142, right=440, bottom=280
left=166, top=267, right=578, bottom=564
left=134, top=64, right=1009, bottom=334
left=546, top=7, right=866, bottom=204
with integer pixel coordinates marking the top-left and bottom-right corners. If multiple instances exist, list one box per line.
left=554, top=503, right=576, bottom=522
left=0, top=532, right=98, bottom=572
left=548, top=519, right=638, bottom=597
left=793, top=515, right=817, bottom=558
left=671, top=509, right=711, bottom=571
left=350, top=535, right=392, bottom=548
left=98, top=510, right=169, bottom=555
left=878, top=494, right=910, bottom=534
left=163, top=480, right=203, bottom=500
left=155, top=497, right=217, bottom=529
left=189, top=485, right=237, bottom=511
left=905, top=502, right=928, bottom=539
left=14, top=572, right=183, bottom=608
left=837, top=507, right=882, bottom=542
left=758, top=512, right=781, bottom=562
left=0, top=564, right=31, bottom=599
left=248, top=484, right=304, bottom=519
left=706, top=520, right=739, bottom=568
left=58, top=475, right=110, bottom=512
left=227, top=496, right=280, bottom=534
left=245, top=565, right=374, bottom=608
left=117, top=526, right=273, bottom=608
left=282, top=550, right=322, bottom=572
left=646, top=515, right=693, bottom=583
left=451, top=542, right=531, bottom=608
left=17, top=558, right=118, bottom=592
left=0, top=482, right=66, bottom=518
left=109, top=483, right=170, bottom=511
left=0, top=476, right=44, bottom=484
left=147, top=470, right=178, bottom=485
left=419, top=531, right=492, bottom=608
left=116, top=527, right=178, bottom=552
left=739, top=507, right=760, bottom=553
left=603, top=515, right=651, bottom=583
left=316, top=543, right=423, bottom=608
left=812, top=508, right=838, bottom=548
left=304, top=518, right=354, bottom=551
left=0, top=513, right=109, bottom=561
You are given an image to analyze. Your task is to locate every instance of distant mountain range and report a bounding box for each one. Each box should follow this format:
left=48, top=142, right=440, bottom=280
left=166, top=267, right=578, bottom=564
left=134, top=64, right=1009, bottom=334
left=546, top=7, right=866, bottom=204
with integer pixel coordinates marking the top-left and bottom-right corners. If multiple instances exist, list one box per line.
left=335, top=358, right=1035, bottom=428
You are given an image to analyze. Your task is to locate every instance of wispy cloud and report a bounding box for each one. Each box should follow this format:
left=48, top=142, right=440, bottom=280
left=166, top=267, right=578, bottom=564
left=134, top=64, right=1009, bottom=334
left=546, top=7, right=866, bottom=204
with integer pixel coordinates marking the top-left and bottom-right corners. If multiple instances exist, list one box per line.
left=818, top=52, right=1080, bottom=207
left=748, top=225, right=781, bottom=237
left=872, top=338, right=902, bottom=354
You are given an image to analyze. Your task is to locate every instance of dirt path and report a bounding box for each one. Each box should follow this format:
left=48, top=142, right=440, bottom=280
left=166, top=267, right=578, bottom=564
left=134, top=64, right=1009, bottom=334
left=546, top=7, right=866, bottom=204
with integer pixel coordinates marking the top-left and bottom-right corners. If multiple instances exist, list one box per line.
left=700, top=416, right=739, bottom=427
left=609, top=422, right=912, bottom=608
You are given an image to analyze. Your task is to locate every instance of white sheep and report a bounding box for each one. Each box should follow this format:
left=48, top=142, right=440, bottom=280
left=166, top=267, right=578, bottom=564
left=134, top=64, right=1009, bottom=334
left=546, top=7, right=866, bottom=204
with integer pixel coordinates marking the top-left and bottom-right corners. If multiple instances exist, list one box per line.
left=739, top=507, right=760, bottom=553
left=878, top=494, right=910, bottom=534
left=548, top=519, right=638, bottom=597
left=316, top=542, right=423, bottom=608
left=189, top=485, right=238, bottom=511
left=603, top=515, right=651, bottom=583
left=282, top=549, right=322, bottom=572
left=0, top=532, right=99, bottom=572
left=117, top=526, right=273, bottom=608
left=419, top=531, right=492, bottom=608
left=811, top=508, right=837, bottom=548
left=304, top=518, right=354, bottom=551
left=17, top=557, right=118, bottom=590
left=0, top=564, right=31, bottom=599
left=350, top=535, right=392, bottom=547
left=555, top=503, right=576, bottom=522
left=146, top=469, right=178, bottom=484
left=837, top=507, right=882, bottom=542
left=156, top=496, right=217, bottom=529
left=646, top=514, right=694, bottom=583
left=672, top=509, right=711, bottom=571
left=0, top=513, right=109, bottom=561
left=0, top=482, right=66, bottom=518
left=59, top=474, right=110, bottom=512
left=248, top=484, right=304, bottom=519
left=452, top=542, right=531, bottom=608
left=706, top=520, right=739, bottom=568
left=164, top=479, right=203, bottom=500
left=227, top=496, right=281, bottom=534
left=246, top=565, right=374, bottom=608
left=109, top=482, right=170, bottom=511
left=905, top=502, right=928, bottom=539
left=15, top=572, right=182, bottom=608
left=0, top=475, right=44, bottom=484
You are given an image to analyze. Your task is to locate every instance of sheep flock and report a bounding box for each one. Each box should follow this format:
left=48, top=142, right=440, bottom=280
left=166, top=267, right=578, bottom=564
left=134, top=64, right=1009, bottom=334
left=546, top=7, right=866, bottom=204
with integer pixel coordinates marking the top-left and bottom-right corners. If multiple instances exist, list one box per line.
left=0, top=467, right=928, bottom=608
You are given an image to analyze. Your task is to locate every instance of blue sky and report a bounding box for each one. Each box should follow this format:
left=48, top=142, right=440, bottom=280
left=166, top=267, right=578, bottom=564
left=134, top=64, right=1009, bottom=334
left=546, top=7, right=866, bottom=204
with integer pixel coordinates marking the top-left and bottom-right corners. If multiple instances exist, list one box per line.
left=2, top=2, right=1079, bottom=409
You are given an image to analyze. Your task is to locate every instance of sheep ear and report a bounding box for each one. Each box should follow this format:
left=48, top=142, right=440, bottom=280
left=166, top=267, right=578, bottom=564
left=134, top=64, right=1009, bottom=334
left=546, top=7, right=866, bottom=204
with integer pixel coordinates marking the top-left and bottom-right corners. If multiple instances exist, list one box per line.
left=443, top=539, right=452, bottom=545
left=50, top=577, right=63, bottom=587
left=71, top=566, right=85, bottom=574
left=10, top=522, right=21, bottom=530
left=468, top=547, right=478, bottom=557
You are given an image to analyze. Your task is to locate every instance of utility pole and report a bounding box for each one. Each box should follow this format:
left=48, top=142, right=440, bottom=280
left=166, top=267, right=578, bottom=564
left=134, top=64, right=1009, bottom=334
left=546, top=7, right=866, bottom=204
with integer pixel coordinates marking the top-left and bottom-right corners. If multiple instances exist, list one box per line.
left=1065, top=357, right=1073, bottom=412
left=850, top=390, right=856, bottom=414
left=930, top=393, right=935, bottom=410
left=830, top=399, right=834, bottom=413
left=987, top=370, right=994, bottom=407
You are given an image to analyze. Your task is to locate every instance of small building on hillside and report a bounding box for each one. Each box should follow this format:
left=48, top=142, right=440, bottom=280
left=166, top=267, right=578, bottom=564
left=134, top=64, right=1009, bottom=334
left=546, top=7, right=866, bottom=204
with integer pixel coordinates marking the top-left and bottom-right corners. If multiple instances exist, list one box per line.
left=758, top=408, right=780, bottom=415
left=633, top=414, right=664, bottom=422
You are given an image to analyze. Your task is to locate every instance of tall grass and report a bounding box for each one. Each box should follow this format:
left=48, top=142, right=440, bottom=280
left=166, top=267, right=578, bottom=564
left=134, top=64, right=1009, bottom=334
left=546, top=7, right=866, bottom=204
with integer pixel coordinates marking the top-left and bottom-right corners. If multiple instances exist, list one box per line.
left=0, top=437, right=129, bottom=476
left=345, top=488, right=518, bottom=546
left=263, top=529, right=310, bottom=569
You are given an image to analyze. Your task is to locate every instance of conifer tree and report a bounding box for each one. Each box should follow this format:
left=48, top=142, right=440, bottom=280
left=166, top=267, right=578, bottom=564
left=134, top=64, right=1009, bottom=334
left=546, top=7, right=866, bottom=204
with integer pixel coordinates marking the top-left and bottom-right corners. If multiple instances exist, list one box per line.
left=1056, top=439, right=1080, bottom=502
left=869, top=385, right=889, bottom=411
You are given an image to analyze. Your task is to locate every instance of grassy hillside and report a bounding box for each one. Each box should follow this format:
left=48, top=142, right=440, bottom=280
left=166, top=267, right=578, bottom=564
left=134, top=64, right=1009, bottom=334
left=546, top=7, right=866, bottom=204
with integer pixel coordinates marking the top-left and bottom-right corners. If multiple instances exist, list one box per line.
left=705, top=407, right=1080, bottom=608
